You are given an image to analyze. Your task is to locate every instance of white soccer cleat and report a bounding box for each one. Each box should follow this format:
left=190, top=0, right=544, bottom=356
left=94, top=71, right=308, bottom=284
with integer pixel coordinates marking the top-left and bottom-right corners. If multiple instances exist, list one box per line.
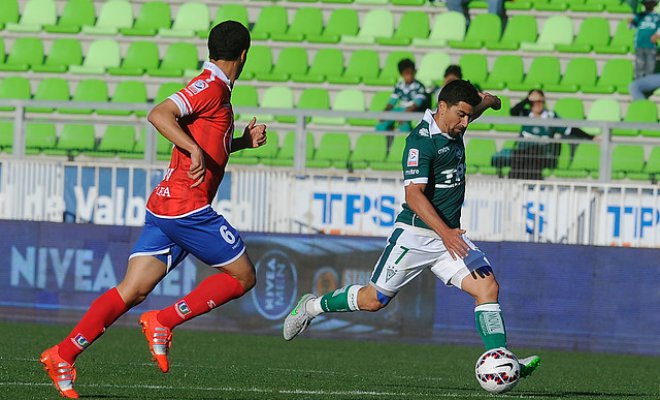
left=283, top=293, right=316, bottom=341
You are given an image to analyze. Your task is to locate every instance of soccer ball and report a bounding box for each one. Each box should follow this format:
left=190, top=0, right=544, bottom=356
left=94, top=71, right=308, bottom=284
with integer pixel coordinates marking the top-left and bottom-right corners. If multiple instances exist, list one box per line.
left=474, top=348, right=520, bottom=394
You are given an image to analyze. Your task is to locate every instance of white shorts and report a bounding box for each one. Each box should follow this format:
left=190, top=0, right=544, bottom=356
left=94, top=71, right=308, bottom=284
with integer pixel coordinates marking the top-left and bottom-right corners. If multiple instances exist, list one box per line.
left=369, top=224, right=491, bottom=297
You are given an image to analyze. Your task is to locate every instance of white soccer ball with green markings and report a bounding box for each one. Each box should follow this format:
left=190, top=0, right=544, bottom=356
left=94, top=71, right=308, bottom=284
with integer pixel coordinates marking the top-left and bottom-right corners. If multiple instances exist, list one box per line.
left=475, top=348, right=520, bottom=394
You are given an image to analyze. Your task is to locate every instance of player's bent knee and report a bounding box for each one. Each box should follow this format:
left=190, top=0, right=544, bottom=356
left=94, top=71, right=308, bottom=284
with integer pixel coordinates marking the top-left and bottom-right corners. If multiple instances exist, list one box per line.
left=361, top=291, right=391, bottom=312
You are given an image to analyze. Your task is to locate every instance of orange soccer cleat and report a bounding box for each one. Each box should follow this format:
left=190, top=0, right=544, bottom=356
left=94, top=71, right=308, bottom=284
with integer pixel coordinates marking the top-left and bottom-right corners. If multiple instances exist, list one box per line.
left=40, top=345, right=79, bottom=399
left=139, top=310, right=172, bottom=373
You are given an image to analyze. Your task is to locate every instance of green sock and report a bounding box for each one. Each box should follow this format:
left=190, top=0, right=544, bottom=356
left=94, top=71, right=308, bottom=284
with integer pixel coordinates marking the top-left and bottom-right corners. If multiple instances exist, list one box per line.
left=474, top=302, right=507, bottom=350
left=319, top=285, right=361, bottom=313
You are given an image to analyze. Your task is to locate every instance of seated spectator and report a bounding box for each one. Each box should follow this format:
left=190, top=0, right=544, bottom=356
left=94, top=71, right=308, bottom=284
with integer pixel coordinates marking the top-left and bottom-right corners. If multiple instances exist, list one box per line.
left=630, top=72, right=660, bottom=99
left=377, top=59, right=427, bottom=132
left=629, top=0, right=660, bottom=79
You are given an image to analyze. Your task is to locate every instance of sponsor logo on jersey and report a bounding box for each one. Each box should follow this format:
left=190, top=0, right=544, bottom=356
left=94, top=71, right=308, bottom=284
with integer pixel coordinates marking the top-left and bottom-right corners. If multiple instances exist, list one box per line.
left=418, top=128, right=430, bottom=137
left=438, top=147, right=450, bottom=155
left=73, top=334, right=90, bottom=349
left=385, top=265, right=397, bottom=282
left=407, top=149, right=419, bottom=167
left=455, top=148, right=464, bottom=159
left=185, top=80, right=209, bottom=96
left=405, top=168, right=419, bottom=175
left=176, top=300, right=191, bottom=316
left=207, top=300, right=216, bottom=309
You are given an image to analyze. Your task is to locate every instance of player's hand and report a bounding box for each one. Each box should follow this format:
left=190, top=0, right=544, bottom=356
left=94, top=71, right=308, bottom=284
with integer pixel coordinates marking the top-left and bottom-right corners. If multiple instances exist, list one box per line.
left=243, top=117, right=267, bottom=148
left=652, top=33, right=659, bottom=44
left=479, top=92, right=501, bottom=111
left=188, top=145, right=206, bottom=188
left=439, top=228, right=470, bottom=260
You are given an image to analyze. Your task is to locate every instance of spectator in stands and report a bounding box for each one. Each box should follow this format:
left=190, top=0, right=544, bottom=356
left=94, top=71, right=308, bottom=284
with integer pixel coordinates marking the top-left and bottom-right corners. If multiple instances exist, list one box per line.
left=445, top=0, right=507, bottom=29
left=428, top=65, right=463, bottom=102
left=630, top=0, right=660, bottom=79
left=629, top=72, right=660, bottom=99
left=377, top=59, right=427, bottom=132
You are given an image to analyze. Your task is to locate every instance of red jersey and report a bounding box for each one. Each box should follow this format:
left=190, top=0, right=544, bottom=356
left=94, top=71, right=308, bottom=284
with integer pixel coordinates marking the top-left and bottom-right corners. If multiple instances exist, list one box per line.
left=147, top=62, right=234, bottom=217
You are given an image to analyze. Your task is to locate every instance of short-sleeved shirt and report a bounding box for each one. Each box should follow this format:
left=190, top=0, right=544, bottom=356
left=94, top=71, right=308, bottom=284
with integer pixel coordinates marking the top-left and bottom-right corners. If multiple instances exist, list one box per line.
left=632, top=12, right=660, bottom=49
left=395, top=109, right=466, bottom=230
left=147, top=62, right=235, bottom=217
left=388, top=79, right=427, bottom=109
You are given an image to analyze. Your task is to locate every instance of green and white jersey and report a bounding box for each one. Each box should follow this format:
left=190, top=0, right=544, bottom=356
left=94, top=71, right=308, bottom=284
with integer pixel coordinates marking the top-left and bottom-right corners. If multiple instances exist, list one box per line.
left=396, top=109, right=466, bottom=230
left=388, top=79, right=427, bottom=109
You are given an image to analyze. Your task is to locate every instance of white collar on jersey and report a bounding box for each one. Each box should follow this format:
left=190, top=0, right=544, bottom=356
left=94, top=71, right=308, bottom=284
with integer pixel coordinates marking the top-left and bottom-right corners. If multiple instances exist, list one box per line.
left=422, top=109, right=455, bottom=140
left=202, top=61, right=231, bottom=88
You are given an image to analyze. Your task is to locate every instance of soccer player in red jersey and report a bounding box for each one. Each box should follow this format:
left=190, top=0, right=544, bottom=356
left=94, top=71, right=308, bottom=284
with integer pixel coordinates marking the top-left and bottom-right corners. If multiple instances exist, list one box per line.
left=40, top=21, right=266, bottom=398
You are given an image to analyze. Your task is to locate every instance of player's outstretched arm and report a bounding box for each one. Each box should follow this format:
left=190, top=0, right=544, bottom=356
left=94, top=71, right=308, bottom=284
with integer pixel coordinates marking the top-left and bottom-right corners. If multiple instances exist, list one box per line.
left=470, top=92, right=501, bottom=123
left=231, top=117, right=267, bottom=152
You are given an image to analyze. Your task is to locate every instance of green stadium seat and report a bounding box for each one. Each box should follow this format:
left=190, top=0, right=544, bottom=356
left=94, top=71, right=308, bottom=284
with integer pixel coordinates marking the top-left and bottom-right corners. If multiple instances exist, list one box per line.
left=69, top=39, right=120, bottom=74
left=554, top=143, right=600, bottom=178
left=251, top=6, right=288, bottom=41
left=377, top=11, right=429, bottom=46
left=297, top=88, right=331, bottom=124
left=570, top=0, right=606, bottom=12
left=82, top=0, right=133, bottom=35
left=60, top=79, right=108, bottom=115
left=149, top=43, right=198, bottom=77
left=0, top=37, right=44, bottom=71
left=214, top=4, right=249, bottom=29
left=45, top=124, right=96, bottom=156
left=234, top=131, right=280, bottom=164
left=0, top=39, right=4, bottom=63
left=643, top=147, right=660, bottom=179
left=271, top=8, right=322, bottom=42
left=472, top=96, right=520, bottom=132
left=485, top=15, right=537, bottom=50
left=32, top=39, right=82, bottom=73
left=584, top=99, right=621, bottom=135
left=482, top=55, right=524, bottom=90
left=44, top=0, right=95, bottom=34
left=134, top=128, right=173, bottom=159
left=242, top=46, right=272, bottom=81
left=459, top=54, right=488, bottom=86
left=610, top=144, right=645, bottom=179
left=416, top=51, right=451, bottom=88
left=595, top=20, right=632, bottom=54
left=466, top=138, right=497, bottom=175
left=450, top=13, right=501, bottom=49
left=98, top=81, right=148, bottom=117
left=366, top=51, right=415, bottom=86
left=371, top=135, right=406, bottom=171
left=328, top=89, right=366, bottom=126
left=257, top=47, right=308, bottom=82
left=520, top=15, right=573, bottom=52
left=266, top=131, right=314, bottom=167
left=121, top=1, right=171, bottom=36
left=413, top=11, right=465, bottom=48
left=27, top=78, right=69, bottom=113
left=355, top=0, right=388, bottom=4
left=612, top=100, right=659, bottom=137
left=0, top=121, right=14, bottom=152
left=25, top=122, right=56, bottom=154
left=88, top=125, right=137, bottom=158
left=154, top=82, right=183, bottom=104
left=232, top=85, right=258, bottom=121
left=342, top=10, right=393, bottom=44
left=256, top=87, right=294, bottom=123
left=291, top=49, right=343, bottom=83
left=160, top=2, right=209, bottom=38
left=351, top=134, right=388, bottom=169
left=0, top=76, right=31, bottom=111
left=556, top=17, right=610, bottom=53
left=108, top=41, right=160, bottom=76
left=350, top=91, right=391, bottom=127
left=307, top=9, right=358, bottom=44
left=0, top=0, right=20, bottom=28
left=544, top=58, right=597, bottom=93
left=307, top=133, right=351, bottom=168
left=534, top=0, right=570, bottom=11
left=327, top=50, right=379, bottom=84
left=581, top=59, right=633, bottom=94
left=508, top=56, right=560, bottom=91
left=6, top=0, right=56, bottom=32
left=553, top=98, right=585, bottom=120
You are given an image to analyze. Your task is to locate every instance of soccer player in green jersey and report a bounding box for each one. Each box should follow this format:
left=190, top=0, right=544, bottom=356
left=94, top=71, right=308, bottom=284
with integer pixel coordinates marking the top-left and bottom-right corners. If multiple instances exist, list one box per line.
left=283, top=80, right=541, bottom=379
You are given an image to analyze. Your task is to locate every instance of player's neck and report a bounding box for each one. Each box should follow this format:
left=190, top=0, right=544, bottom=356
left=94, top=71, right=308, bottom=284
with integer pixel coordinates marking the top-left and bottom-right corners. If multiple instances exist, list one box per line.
left=210, top=60, right=239, bottom=85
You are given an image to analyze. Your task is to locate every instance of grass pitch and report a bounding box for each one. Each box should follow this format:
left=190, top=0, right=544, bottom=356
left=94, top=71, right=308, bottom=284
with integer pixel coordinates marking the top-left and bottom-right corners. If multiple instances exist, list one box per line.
left=0, top=321, right=658, bottom=400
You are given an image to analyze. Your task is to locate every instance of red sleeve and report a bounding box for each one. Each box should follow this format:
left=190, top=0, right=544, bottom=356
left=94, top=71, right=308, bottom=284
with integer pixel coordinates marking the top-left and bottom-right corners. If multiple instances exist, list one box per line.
left=168, top=79, right=223, bottom=118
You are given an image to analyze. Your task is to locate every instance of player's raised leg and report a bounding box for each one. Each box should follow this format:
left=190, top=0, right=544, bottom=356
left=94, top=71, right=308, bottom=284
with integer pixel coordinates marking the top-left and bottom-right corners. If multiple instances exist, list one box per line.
left=40, top=255, right=167, bottom=398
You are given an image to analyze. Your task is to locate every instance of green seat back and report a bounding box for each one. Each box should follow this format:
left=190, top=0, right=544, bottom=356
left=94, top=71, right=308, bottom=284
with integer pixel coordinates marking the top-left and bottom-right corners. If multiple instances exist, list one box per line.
left=380, top=51, right=415, bottom=81
left=386, top=135, right=407, bottom=163
left=58, top=124, right=96, bottom=151
left=344, top=50, right=380, bottom=80
left=252, top=6, right=288, bottom=37
left=0, top=121, right=14, bottom=149
left=573, top=17, right=610, bottom=47
left=26, top=123, right=56, bottom=149
left=56, top=0, right=95, bottom=29
left=155, top=82, right=183, bottom=103
left=460, top=54, right=488, bottom=85
left=487, top=55, right=524, bottom=86
left=94, top=0, right=133, bottom=30
left=214, top=4, right=248, bottom=27
left=244, top=46, right=272, bottom=76
left=334, top=89, right=365, bottom=112
left=597, top=59, right=633, bottom=89
left=561, top=58, right=597, bottom=87
left=569, top=143, right=600, bottom=171
left=249, top=130, right=279, bottom=159
left=356, top=10, right=393, bottom=39
left=428, top=11, right=466, bottom=42
left=6, top=37, right=44, bottom=67
left=370, top=91, right=392, bottom=112
left=18, top=0, right=56, bottom=27
left=73, top=79, right=109, bottom=102
left=464, top=13, right=502, bottom=43
left=611, top=145, right=645, bottom=173
left=498, top=15, right=537, bottom=45
left=314, top=133, right=351, bottom=162
left=134, top=129, right=172, bottom=154
left=394, top=11, right=430, bottom=40
left=308, top=49, right=344, bottom=78
left=352, top=134, right=387, bottom=162
left=298, top=88, right=330, bottom=111
left=133, top=1, right=171, bottom=31
left=610, top=19, right=634, bottom=49
left=0, top=0, right=19, bottom=24
left=614, top=99, right=659, bottom=136
left=288, top=8, right=323, bottom=36
left=232, top=85, right=258, bottom=108
left=98, top=125, right=136, bottom=152
left=417, top=51, right=451, bottom=87
left=524, top=56, right=560, bottom=86
left=33, top=78, right=69, bottom=102
left=171, top=2, right=209, bottom=32
left=278, top=131, right=314, bottom=160
left=121, top=41, right=160, bottom=70
left=112, top=81, right=148, bottom=104
left=0, top=76, right=30, bottom=100
left=160, top=43, right=198, bottom=71
left=466, top=138, right=497, bottom=167
left=272, top=47, right=308, bottom=76
left=45, top=39, right=83, bottom=68
left=82, top=40, right=121, bottom=69
left=537, top=15, right=573, bottom=46
left=554, top=98, right=584, bottom=120
left=645, top=147, right=660, bottom=174
left=324, top=9, right=359, bottom=37
left=261, top=87, right=293, bottom=108
left=587, top=99, right=621, bottom=123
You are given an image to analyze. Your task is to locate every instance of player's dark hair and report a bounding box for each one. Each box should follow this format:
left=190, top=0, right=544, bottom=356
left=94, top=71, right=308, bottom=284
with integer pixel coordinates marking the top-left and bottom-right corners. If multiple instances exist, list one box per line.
left=444, top=65, right=463, bottom=79
left=398, top=58, right=416, bottom=73
left=208, top=21, right=251, bottom=61
left=437, top=79, right=481, bottom=107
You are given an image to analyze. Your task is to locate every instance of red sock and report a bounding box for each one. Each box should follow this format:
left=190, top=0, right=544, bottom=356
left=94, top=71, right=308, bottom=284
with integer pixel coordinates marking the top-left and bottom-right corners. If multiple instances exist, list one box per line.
left=58, top=288, right=127, bottom=364
left=156, top=273, right=245, bottom=330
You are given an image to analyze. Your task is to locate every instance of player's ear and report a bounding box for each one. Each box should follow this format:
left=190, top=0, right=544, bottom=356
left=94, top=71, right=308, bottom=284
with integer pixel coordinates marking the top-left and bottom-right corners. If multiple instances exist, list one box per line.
left=240, top=49, right=248, bottom=64
left=437, top=100, right=446, bottom=115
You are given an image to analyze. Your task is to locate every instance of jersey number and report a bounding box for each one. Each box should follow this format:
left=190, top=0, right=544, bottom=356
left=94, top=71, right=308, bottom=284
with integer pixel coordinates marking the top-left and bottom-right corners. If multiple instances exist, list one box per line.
left=220, top=225, right=236, bottom=244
